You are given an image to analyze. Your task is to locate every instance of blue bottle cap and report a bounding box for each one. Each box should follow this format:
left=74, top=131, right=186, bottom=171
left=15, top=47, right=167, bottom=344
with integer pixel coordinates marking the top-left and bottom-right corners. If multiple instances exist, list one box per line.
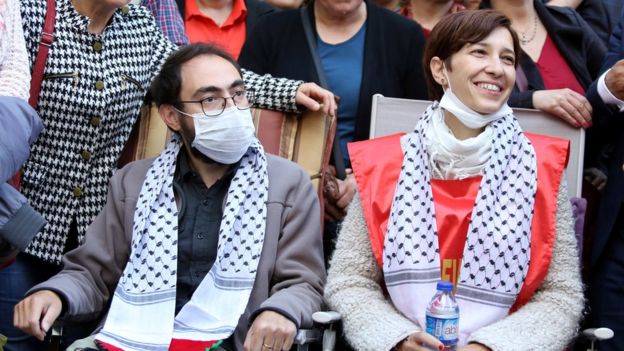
left=437, top=281, right=454, bottom=292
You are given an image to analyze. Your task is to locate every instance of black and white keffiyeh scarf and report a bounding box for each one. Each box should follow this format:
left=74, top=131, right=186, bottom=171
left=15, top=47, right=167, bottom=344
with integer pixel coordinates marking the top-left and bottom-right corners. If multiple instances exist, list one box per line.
left=97, top=134, right=269, bottom=351
left=383, top=103, right=537, bottom=345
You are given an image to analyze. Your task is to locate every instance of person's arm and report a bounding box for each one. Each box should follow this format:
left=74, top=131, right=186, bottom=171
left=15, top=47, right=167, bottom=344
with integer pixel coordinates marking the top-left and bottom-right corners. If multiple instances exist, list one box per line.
left=244, top=165, right=324, bottom=351
left=242, top=69, right=302, bottom=113
left=531, top=88, right=593, bottom=127
left=0, top=98, right=45, bottom=264
left=140, top=0, right=188, bottom=45
left=147, top=6, right=179, bottom=83
left=590, top=12, right=624, bottom=113
left=0, top=97, right=43, bottom=182
left=508, top=90, right=535, bottom=110
left=250, top=166, right=325, bottom=328
left=0, top=0, right=31, bottom=99
left=0, top=183, right=45, bottom=260
left=20, top=164, right=137, bottom=321
left=596, top=62, right=624, bottom=111
left=242, top=70, right=336, bottom=117
left=325, top=193, right=423, bottom=351
left=467, top=178, right=584, bottom=351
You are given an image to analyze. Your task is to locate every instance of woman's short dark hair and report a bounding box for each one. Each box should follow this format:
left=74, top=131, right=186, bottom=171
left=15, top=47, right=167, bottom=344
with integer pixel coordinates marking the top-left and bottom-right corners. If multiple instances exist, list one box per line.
left=423, top=10, right=521, bottom=101
left=148, top=43, right=242, bottom=108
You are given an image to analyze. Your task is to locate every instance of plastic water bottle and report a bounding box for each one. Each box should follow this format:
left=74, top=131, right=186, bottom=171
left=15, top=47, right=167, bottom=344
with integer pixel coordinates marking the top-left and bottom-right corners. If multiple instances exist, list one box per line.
left=426, top=281, right=459, bottom=351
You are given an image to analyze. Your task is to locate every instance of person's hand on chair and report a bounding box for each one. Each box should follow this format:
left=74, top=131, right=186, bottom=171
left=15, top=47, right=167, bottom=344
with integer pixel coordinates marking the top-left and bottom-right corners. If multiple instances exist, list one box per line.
left=244, top=310, right=297, bottom=351
left=584, top=167, right=608, bottom=191
left=324, top=168, right=356, bottom=222
left=295, top=83, right=337, bottom=118
left=532, top=89, right=592, bottom=128
left=14, top=290, right=63, bottom=341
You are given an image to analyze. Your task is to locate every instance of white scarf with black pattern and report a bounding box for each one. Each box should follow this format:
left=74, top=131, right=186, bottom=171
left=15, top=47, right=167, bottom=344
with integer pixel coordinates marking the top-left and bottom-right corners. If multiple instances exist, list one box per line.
left=425, top=106, right=493, bottom=180
left=383, top=103, right=537, bottom=345
left=97, top=134, right=268, bottom=351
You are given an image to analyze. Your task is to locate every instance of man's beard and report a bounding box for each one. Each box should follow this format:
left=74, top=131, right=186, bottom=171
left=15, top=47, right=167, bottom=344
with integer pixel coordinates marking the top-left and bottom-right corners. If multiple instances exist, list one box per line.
left=189, top=145, right=230, bottom=166
left=177, top=128, right=230, bottom=166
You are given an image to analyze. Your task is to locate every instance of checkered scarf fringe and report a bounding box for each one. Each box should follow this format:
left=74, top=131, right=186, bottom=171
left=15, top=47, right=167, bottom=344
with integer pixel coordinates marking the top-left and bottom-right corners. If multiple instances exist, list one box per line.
left=383, top=104, right=537, bottom=344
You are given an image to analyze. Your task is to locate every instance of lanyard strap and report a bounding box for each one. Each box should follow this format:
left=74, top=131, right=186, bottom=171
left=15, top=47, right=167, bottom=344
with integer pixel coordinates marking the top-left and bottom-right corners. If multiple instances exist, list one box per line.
left=300, top=6, right=347, bottom=180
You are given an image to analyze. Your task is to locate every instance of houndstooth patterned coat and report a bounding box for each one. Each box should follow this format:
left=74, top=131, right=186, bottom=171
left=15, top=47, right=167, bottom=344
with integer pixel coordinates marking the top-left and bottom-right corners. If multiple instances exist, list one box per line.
left=20, top=0, right=301, bottom=264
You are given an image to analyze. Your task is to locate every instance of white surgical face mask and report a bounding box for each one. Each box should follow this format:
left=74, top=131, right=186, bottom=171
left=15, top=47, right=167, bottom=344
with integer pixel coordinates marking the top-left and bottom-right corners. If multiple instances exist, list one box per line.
left=438, top=66, right=512, bottom=129
left=177, top=106, right=256, bottom=164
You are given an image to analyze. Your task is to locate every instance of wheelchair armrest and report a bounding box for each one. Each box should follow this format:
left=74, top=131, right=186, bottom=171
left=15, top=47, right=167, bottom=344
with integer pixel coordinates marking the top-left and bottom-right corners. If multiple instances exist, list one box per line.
left=295, top=328, right=323, bottom=345
left=294, top=311, right=342, bottom=351
left=582, top=328, right=614, bottom=341
left=312, top=311, right=341, bottom=325
left=295, top=310, right=341, bottom=344
left=582, top=328, right=614, bottom=351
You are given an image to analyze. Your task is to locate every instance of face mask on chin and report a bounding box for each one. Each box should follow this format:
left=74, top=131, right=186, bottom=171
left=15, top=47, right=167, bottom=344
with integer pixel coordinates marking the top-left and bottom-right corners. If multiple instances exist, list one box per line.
left=176, top=106, right=256, bottom=165
left=438, top=65, right=512, bottom=129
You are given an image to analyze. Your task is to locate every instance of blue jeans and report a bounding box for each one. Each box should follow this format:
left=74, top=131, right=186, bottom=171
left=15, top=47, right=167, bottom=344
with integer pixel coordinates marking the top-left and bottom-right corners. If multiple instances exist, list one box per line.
left=0, top=254, right=58, bottom=351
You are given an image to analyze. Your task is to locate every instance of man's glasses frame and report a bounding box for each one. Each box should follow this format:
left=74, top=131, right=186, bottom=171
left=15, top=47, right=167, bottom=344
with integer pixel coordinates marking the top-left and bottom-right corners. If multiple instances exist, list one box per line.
left=174, top=89, right=255, bottom=117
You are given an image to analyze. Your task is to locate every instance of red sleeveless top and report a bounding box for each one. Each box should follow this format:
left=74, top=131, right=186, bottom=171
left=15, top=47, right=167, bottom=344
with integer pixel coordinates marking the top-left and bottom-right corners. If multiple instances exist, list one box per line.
left=348, top=132, right=569, bottom=311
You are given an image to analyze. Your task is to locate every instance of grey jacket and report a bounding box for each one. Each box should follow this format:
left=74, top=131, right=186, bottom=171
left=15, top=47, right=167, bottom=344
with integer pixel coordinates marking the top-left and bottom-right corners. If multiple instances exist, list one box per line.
left=31, top=153, right=325, bottom=349
left=0, top=96, right=45, bottom=262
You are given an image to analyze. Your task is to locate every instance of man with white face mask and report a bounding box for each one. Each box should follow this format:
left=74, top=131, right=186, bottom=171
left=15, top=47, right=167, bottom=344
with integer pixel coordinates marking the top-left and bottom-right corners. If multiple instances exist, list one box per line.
left=13, top=43, right=325, bottom=351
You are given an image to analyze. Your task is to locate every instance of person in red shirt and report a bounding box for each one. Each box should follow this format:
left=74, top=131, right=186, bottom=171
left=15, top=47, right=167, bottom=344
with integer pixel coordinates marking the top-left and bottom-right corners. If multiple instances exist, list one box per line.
left=325, top=10, right=583, bottom=351
left=176, top=0, right=275, bottom=59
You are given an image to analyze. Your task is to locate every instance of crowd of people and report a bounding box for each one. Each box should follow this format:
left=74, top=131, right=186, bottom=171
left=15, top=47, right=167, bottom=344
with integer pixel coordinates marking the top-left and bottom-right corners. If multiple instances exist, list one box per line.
left=0, top=0, right=623, bottom=350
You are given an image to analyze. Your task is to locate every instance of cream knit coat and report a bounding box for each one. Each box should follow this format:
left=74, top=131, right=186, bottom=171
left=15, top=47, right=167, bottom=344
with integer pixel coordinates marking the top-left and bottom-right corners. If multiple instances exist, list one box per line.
left=325, top=178, right=584, bottom=351
left=0, top=0, right=30, bottom=99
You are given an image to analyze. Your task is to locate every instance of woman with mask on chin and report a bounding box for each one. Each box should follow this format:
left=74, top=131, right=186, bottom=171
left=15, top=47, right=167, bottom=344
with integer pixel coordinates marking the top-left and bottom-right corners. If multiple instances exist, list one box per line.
left=325, top=10, right=583, bottom=351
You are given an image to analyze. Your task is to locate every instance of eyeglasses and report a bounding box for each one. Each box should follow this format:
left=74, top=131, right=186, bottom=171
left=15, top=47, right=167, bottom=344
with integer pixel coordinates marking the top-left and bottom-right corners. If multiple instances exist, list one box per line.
left=174, top=89, right=255, bottom=117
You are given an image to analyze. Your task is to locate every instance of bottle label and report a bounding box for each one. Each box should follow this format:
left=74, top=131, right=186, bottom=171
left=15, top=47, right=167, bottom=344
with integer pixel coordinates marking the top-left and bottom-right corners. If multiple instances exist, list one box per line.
left=426, top=315, right=459, bottom=346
